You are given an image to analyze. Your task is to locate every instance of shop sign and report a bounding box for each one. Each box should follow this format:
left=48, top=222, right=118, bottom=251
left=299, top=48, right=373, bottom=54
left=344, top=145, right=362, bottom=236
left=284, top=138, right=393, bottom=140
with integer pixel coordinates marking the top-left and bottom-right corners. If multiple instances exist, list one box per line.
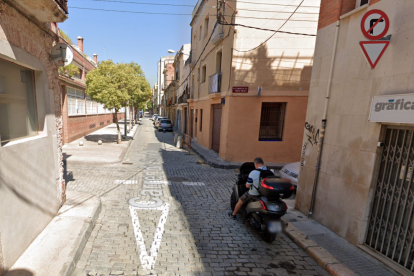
left=232, top=86, right=248, bottom=93
left=369, top=94, right=414, bottom=124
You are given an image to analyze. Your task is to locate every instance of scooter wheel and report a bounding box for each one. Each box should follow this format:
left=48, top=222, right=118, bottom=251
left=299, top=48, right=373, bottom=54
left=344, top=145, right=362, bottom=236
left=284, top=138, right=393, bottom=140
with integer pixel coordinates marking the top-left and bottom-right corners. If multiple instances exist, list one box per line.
left=230, top=191, right=236, bottom=211
left=261, top=230, right=276, bottom=243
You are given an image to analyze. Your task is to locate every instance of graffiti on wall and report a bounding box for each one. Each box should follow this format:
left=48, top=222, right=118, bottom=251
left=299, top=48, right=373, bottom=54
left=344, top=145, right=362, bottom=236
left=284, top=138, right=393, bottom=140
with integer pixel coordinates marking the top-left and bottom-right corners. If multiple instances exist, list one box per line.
left=300, top=141, right=308, bottom=170
left=305, top=122, right=319, bottom=146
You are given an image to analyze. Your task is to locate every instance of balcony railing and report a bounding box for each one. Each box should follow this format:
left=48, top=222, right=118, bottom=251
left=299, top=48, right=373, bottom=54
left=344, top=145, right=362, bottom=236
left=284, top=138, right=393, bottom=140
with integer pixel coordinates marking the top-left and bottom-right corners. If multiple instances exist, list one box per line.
left=208, top=73, right=222, bottom=94
left=55, top=0, right=69, bottom=14
left=211, top=23, right=224, bottom=45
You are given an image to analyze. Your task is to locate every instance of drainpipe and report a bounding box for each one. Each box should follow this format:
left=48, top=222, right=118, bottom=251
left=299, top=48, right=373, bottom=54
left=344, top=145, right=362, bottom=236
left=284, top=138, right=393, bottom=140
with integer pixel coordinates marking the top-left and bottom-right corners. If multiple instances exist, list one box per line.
left=308, top=20, right=340, bottom=218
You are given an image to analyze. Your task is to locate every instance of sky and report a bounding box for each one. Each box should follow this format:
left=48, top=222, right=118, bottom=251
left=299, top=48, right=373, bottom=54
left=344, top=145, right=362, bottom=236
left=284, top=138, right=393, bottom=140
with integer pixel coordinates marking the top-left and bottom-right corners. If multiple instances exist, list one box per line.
left=60, top=0, right=195, bottom=86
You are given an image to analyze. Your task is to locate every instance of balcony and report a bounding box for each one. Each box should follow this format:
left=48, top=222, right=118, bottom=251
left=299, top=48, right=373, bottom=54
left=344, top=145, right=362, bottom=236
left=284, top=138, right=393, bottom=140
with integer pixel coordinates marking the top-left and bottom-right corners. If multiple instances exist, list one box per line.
left=14, top=0, right=68, bottom=22
left=208, top=73, right=222, bottom=94
left=211, top=24, right=224, bottom=45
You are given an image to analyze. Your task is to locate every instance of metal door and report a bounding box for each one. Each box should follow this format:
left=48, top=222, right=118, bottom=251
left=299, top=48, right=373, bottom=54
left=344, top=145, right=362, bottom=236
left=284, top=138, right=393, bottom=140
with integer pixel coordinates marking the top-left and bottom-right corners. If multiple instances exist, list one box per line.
left=189, top=109, right=194, bottom=138
left=211, top=104, right=222, bottom=153
left=365, top=127, right=414, bottom=271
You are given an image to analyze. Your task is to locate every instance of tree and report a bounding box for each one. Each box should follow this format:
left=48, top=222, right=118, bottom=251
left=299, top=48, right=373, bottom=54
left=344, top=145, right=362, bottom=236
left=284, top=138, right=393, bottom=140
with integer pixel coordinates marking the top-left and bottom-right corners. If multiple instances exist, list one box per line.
left=86, top=60, right=141, bottom=144
left=58, top=63, right=79, bottom=78
left=146, top=100, right=153, bottom=111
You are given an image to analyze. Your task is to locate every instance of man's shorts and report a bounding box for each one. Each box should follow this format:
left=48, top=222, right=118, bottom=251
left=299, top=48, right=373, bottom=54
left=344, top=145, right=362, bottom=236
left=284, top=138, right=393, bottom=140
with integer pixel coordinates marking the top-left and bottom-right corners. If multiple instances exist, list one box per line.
left=240, top=191, right=260, bottom=203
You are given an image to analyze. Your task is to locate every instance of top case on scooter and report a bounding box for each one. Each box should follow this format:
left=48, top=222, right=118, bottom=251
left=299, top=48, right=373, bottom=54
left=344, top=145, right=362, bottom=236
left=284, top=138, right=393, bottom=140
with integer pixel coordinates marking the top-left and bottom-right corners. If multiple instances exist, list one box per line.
left=259, top=177, right=295, bottom=199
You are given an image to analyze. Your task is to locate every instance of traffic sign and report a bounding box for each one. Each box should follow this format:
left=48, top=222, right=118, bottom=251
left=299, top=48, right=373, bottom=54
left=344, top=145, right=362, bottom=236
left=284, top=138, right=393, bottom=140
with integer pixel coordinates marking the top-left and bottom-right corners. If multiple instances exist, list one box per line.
left=361, top=9, right=390, bottom=40
left=360, top=41, right=390, bottom=68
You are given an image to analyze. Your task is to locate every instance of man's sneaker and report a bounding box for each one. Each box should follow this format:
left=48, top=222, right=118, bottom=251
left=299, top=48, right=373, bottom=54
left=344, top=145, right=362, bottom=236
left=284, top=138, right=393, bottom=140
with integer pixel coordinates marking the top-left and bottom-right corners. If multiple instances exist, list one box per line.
left=228, top=212, right=236, bottom=220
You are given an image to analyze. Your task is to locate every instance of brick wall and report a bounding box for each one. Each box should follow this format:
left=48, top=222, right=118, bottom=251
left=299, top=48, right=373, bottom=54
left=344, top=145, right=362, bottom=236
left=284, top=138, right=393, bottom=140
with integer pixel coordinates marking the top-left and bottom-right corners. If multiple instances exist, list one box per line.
left=318, top=0, right=357, bottom=30
left=318, top=0, right=383, bottom=30
left=61, top=84, right=125, bottom=143
left=0, top=3, right=65, bottom=202
left=165, top=63, right=175, bottom=86
left=65, top=112, right=125, bottom=143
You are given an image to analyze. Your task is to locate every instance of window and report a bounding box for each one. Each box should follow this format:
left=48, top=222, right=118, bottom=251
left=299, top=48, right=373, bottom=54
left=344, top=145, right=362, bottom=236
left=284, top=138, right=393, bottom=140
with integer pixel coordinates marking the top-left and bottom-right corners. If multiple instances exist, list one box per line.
left=199, top=109, right=203, bottom=132
left=0, top=58, right=38, bottom=142
left=199, top=25, right=202, bottom=41
left=201, top=65, right=207, bottom=83
left=216, top=51, right=222, bottom=73
left=67, top=87, right=85, bottom=115
left=204, top=17, right=209, bottom=38
left=98, top=103, right=106, bottom=114
left=356, top=0, right=369, bottom=7
left=259, top=103, right=286, bottom=141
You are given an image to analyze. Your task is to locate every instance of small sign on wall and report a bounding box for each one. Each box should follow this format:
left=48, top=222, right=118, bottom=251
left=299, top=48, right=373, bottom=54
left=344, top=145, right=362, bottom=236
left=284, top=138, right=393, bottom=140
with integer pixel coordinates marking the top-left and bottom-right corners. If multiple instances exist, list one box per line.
left=369, top=94, right=414, bottom=124
left=232, top=86, right=248, bottom=93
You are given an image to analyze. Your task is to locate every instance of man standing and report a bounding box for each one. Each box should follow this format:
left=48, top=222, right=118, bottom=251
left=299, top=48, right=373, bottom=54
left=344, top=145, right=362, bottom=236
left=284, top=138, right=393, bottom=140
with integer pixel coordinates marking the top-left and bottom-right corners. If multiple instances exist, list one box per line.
left=229, top=157, right=272, bottom=219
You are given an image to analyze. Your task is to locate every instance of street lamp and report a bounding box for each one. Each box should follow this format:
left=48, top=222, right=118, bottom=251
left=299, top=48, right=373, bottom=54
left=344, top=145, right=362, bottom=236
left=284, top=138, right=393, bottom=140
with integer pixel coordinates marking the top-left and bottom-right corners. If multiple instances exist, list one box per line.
left=167, top=49, right=190, bottom=56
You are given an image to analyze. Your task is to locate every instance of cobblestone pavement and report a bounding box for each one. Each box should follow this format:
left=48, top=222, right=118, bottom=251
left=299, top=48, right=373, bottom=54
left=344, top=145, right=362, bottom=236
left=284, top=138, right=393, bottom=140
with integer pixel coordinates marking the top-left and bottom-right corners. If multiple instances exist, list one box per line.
left=66, top=118, right=329, bottom=276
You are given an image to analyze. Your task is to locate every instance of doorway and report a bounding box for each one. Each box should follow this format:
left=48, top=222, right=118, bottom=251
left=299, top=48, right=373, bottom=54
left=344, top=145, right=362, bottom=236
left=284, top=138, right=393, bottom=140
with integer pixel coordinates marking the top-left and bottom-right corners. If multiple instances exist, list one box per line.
left=211, top=104, right=222, bottom=153
left=365, top=126, right=414, bottom=271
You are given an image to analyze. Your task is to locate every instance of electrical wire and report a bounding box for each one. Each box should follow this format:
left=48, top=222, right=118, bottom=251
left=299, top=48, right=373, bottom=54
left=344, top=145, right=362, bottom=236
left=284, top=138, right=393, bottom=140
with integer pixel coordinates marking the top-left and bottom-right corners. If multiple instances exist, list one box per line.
left=223, top=0, right=314, bottom=52
left=69, top=7, right=193, bottom=15
left=176, top=23, right=219, bottom=90
left=221, top=23, right=316, bottom=36
left=237, top=8, right=319, bottom=14
left=74, top=0, right=194, bottom=7
left=225, top=0, right=319, bottom=8
left=69, top=6, right=318, bottom=22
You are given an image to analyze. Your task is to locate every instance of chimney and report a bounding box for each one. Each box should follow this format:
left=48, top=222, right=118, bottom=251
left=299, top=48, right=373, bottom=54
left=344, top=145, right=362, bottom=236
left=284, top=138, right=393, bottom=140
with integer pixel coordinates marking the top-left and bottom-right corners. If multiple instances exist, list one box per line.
left=93, top=53, right=98, bottom=64
left=77, top=36, right=84, bottom=52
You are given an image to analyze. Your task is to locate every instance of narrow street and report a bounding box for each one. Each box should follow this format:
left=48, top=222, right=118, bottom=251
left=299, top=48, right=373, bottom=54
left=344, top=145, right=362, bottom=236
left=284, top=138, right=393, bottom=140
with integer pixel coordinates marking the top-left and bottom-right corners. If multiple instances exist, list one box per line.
left=65, top=118, right=328, bottom=276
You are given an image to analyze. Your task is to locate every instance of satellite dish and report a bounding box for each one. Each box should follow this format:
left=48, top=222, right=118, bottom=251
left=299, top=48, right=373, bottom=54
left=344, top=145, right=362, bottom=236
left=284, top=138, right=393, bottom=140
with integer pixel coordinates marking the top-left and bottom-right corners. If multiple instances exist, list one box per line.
left=51, top=43, right=73, bottom=67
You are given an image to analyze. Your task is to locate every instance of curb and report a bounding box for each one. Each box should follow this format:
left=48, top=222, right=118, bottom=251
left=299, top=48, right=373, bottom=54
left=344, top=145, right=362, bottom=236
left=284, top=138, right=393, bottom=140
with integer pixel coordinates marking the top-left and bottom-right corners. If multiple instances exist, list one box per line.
left=282, top=218, right=356, bottom=276
left=60, top=196, right=102, bottom=276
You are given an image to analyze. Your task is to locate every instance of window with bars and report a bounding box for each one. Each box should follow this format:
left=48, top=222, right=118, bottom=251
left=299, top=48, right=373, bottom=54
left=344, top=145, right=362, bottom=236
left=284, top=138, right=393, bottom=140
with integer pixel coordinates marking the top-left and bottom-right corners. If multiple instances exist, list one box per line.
left=259, top=102, right=286, bottom=141
left=67, top=87, right=85, bottom=115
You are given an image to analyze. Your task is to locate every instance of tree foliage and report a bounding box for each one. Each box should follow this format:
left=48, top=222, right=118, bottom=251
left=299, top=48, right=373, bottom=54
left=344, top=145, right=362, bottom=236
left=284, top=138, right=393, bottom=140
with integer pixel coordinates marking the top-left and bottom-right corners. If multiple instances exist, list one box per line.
left=85, top=60, right=152, bottom=143
left=58, top=63, right=80, bottom=78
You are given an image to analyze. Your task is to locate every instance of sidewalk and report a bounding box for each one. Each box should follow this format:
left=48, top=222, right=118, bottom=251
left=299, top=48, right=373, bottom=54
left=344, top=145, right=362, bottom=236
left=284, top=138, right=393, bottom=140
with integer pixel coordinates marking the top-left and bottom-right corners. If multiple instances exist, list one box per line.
left=6, top=191, right=101, bottom=276
left=283, top=200, right=402, bottom=276
left=172, top=128, right=285, bottom=170
left=63, top=119, right=139, bottom=166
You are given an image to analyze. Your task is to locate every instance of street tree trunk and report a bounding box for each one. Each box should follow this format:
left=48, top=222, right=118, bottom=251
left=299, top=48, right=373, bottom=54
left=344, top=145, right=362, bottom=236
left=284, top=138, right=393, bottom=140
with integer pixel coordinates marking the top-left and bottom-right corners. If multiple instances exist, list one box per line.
left=129, top=106, right=132, bottom=131
left=115, top=110, right=121, bottom=144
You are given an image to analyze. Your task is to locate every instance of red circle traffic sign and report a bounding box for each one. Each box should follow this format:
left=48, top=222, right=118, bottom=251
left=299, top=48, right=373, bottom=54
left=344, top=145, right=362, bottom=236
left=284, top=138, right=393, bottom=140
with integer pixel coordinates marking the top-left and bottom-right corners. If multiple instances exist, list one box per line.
left=361, top=9, right=390, bottom=40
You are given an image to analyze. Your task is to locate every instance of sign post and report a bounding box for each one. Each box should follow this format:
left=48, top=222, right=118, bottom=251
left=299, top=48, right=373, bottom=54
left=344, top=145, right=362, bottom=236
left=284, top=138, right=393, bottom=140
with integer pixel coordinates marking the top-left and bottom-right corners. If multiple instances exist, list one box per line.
left=359, top=9, right=390, bottom=69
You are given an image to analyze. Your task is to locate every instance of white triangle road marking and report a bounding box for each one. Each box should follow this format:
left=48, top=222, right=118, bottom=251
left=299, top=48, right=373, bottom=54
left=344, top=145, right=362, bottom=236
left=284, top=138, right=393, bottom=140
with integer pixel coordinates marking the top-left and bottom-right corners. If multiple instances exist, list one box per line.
left=129, top=203, right=170, bottom=270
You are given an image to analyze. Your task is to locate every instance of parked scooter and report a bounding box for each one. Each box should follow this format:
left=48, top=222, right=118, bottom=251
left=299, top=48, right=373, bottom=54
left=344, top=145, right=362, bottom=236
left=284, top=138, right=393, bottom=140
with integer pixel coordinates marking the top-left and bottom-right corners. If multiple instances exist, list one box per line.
left=230, top=162, right=294, bottom=243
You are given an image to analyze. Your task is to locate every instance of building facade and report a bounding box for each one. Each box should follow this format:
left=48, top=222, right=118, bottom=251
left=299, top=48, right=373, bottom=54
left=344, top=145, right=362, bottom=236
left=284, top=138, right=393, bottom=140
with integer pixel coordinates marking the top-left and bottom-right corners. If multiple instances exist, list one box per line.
left=173, top=44, right=191, bottom=132
left=59, top=35, right=124, bottom=144
left=155, top=55, right=174, bottom=115
left=187, top=0, right=319, bottom=163
left=296, top=0, right=414, bottom=274
left=0, top=0, right=68, bottom=273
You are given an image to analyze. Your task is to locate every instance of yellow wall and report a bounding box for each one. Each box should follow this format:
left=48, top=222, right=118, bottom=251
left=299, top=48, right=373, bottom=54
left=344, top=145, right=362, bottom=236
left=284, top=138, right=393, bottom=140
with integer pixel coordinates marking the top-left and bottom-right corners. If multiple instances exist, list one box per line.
left=223, top=96, right=308, bottom=163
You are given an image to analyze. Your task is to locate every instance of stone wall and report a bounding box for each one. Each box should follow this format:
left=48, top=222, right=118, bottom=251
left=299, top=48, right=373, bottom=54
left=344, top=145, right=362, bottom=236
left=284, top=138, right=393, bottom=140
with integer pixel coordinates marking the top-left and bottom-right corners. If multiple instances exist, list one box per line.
left=0, top=2, right=65, bottom=271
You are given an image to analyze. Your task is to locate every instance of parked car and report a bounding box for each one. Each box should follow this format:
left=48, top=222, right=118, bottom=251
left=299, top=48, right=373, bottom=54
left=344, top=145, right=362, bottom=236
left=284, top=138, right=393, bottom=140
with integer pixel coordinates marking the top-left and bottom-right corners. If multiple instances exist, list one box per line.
left=279, top=162, right=300, bottom=188
left=155, top=116, right=164, bottom=128
left=158, top=119, right=173, bottom=132
left=153, top=115, right=161, bottom=125
left=152, top=114, right=158, bottom=121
